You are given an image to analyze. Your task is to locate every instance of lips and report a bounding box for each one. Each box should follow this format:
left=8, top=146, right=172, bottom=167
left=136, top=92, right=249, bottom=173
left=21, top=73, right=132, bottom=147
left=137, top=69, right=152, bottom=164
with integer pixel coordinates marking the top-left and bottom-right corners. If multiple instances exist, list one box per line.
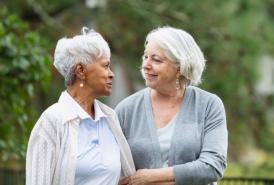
left=145, top=73, right=157, bottom=80
left=106, top=82, right=112, bottom=87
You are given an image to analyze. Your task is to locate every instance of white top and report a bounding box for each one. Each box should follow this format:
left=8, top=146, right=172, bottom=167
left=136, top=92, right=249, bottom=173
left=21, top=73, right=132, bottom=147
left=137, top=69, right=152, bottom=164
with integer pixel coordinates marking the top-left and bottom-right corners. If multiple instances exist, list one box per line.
left=67, top=93, right=121, bottom=185
left=157, top=114, right=177, bottom=167
left=26, top=91, right=135, bottom=185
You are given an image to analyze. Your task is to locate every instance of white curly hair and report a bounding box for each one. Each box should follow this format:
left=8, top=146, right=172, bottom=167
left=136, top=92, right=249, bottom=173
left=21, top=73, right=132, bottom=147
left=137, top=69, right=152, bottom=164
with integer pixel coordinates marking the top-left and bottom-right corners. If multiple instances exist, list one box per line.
left=53, top=27, right=110, bottom=86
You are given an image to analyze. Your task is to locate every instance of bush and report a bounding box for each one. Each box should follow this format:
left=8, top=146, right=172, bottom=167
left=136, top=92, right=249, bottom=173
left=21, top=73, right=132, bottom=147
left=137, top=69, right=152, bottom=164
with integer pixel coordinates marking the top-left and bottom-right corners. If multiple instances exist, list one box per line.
left=0, top=7, right=51, bottom=166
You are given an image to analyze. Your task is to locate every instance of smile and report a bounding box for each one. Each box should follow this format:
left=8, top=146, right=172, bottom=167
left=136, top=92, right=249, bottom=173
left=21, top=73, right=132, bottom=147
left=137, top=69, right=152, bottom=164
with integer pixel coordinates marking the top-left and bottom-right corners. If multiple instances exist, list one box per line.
left=145, top=73, right=157, bottom=80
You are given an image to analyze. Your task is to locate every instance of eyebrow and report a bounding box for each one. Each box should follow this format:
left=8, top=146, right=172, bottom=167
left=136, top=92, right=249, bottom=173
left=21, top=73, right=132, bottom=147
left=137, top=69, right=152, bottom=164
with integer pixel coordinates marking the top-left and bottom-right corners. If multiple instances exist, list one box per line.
left=144, top=52, right=160, bottom=57
left=143, top=52, right=166, bottom=60
left=151, top=54, right=160, bottom=58
left=152, top=54, right=166, bottom=60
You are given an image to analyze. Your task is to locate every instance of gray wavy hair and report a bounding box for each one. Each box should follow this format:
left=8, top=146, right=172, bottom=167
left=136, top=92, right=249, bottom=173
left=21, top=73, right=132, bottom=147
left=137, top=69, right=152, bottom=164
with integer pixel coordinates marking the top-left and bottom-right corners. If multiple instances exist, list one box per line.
left=144, top=26, right=206, bottom=86
left=53, top=27, right=110, bottom=86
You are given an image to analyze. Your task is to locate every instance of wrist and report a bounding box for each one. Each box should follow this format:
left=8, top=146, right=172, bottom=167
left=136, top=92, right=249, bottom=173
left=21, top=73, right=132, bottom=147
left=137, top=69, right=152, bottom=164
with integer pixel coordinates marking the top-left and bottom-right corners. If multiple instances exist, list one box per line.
left=147, top=167, right=174, bottom=183
left=147, top=169, right=159, bottom=183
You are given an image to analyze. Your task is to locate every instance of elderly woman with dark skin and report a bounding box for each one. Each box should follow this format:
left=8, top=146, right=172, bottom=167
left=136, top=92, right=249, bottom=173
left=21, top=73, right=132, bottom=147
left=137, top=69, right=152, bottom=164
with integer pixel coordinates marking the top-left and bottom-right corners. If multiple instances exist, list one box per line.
left=26, top=27, right=135, bottom=185
left=115, top=26, right=228, bottom=185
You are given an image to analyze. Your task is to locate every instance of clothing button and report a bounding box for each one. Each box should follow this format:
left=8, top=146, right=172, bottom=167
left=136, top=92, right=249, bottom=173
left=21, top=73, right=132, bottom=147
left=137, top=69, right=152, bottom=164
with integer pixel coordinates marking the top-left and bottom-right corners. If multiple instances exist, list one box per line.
left=91, top=139, right=99, bottom=144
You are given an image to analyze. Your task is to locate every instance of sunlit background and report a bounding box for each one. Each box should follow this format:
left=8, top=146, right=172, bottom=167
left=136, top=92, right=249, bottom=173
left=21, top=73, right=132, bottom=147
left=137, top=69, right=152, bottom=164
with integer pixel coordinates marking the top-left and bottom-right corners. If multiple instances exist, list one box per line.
left=0, top=0, right=274, bottom=183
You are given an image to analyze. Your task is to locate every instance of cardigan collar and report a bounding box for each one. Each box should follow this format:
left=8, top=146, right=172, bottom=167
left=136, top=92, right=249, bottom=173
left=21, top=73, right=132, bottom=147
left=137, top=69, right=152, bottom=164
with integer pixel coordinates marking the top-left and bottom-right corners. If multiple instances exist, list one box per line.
left=57, top=91, right=114, bottom=125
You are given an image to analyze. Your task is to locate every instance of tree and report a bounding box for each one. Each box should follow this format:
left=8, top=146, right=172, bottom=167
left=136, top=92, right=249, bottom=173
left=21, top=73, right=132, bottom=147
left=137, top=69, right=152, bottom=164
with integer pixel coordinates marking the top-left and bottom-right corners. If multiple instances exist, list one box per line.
left=0, top=7, right=51, bottom=166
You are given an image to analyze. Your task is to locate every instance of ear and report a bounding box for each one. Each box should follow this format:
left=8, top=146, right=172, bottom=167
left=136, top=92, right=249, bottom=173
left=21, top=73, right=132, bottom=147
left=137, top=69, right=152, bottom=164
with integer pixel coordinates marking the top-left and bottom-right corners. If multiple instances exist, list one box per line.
left=74, top=63, right=86, bottom=80
left=175, top=67, right=181, bottom=78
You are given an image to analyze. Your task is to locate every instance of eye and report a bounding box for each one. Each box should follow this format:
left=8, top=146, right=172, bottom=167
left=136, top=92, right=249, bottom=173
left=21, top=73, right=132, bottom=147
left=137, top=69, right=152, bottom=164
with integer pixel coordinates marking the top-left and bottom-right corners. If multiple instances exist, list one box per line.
left=152, top=58, right=162, bottom=63
left=142, top=55, right=148, bottom=60
left=104, top=63, right=110, bottom=69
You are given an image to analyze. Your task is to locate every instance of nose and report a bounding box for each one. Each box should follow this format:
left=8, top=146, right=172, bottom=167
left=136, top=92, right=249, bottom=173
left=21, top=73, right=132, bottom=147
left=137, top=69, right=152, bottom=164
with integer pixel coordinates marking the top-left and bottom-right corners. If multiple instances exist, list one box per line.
left=142, top=59, right=152, bottom=70
left=109, top=68, right=114, bottom=79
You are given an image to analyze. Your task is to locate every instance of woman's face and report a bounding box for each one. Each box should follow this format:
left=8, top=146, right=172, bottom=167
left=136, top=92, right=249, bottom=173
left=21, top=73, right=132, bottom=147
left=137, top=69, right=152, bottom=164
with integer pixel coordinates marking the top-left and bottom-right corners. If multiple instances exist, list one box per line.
left=142, top=41, right=179, bottom=92
left=84, top=57, right=114, bottom=97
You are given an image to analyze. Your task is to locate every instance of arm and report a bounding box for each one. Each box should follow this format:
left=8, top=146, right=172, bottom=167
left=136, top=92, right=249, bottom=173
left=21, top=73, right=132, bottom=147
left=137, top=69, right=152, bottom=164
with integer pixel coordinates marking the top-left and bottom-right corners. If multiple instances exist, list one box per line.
left=129, top=168, right=175, bottom=185
left=173, top=95, right=228, bottom=185
left=119, top=168, right=175, bottom=185
left=26, top=115, right=56, bottom=185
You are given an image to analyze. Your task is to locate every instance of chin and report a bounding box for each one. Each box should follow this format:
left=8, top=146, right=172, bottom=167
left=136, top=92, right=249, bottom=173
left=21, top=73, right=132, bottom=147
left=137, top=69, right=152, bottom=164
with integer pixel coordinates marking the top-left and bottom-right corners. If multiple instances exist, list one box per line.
left=145, top=82, right=157, bottom=89
left=104, top=90, right=112, bottom=96
left=105, top=92, right=111, bottom=96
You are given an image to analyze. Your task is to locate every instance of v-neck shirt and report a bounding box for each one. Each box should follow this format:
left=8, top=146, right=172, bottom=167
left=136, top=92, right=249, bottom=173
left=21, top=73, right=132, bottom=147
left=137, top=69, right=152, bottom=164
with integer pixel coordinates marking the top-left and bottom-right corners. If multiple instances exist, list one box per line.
left=157, top=113, right=177, bottom=167
left=143, top=87, right=190, bottom=168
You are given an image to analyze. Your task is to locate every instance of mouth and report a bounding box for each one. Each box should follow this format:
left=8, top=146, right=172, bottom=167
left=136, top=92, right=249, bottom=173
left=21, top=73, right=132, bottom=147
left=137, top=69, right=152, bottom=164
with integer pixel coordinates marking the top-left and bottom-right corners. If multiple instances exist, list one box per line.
left=145, top=73, right=158, bottom=80
left=106, top=82, right=112, bottom=87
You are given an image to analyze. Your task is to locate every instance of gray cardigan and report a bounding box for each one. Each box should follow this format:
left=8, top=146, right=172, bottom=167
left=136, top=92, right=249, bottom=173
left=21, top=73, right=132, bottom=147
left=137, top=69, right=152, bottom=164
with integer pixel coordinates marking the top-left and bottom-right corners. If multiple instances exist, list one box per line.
left=115, top=86, right=228, bottom=185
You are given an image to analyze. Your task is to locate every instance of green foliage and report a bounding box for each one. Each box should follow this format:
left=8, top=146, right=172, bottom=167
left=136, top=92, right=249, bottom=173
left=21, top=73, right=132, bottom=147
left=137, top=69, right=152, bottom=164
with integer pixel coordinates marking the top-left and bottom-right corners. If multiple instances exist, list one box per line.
left=225, top=152, right=274, bottom=178
left=0, top=8, right=51, bottom=163
left=1, top=0, right=78, bottom=16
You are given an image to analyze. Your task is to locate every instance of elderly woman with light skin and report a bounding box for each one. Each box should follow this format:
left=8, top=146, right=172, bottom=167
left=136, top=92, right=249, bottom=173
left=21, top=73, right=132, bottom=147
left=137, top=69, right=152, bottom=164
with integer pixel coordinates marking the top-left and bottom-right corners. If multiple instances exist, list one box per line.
left=26, top=27, right=135, bottom=185
left=115, top=26, right=228, bottom=185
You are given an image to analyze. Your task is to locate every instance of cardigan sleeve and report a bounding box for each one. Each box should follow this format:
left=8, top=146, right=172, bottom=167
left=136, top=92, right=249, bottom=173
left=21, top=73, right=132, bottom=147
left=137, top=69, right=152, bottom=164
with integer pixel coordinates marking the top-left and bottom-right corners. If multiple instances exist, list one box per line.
left=26, top=113, right=57, bottom=185
left=173, top=95, right=228, bottom=185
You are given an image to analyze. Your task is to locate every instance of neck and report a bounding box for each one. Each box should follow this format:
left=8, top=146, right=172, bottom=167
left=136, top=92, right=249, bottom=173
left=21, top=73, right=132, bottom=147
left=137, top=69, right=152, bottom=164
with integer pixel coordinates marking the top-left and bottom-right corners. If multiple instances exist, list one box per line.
left=67, top=86, right=96, bottom=118
left=151, top=85, right=185, bottom=100
left=150, top=87, right=186, bottom=109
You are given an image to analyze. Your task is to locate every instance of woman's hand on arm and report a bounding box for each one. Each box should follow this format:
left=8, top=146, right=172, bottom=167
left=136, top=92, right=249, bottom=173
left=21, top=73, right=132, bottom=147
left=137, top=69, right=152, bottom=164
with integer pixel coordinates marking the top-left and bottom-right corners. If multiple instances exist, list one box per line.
left=119, top=177, right=130, bottom=185
left=127, top=168, right=175, bottom=185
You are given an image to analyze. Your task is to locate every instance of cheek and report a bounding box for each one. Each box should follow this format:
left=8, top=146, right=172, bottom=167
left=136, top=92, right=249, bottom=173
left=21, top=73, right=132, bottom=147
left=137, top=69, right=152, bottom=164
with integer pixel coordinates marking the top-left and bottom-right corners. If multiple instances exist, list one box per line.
left=160, top=71, right=176, bottom=82
left=96, top=71, right=107, bottom=80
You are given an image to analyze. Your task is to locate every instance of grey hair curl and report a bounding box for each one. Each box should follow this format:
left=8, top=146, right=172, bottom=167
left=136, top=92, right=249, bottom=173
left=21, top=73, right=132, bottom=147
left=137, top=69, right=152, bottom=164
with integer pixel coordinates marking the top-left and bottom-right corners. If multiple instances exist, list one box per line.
left=145, top=26, right=206, bottom=86
left=53, top=27, right=110, bottom=86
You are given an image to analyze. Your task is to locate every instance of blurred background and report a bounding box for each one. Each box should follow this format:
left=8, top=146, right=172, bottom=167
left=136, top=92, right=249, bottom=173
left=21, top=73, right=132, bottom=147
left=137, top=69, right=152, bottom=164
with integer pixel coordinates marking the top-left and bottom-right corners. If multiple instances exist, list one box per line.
left=0, top=0, right=274, bottom=184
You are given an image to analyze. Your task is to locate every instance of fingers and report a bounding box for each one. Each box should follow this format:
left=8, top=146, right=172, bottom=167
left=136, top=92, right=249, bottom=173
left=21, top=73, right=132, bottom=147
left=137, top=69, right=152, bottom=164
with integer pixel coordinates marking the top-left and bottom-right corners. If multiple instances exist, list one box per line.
left=119, top=177, right=130, bottom=185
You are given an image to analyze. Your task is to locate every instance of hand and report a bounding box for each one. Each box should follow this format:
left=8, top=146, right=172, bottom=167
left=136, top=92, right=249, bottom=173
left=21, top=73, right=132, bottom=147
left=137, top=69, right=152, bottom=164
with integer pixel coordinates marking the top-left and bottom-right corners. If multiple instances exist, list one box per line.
left=119, top=176, right=130, bottom=185
left=128, top=169, right=152, bottom=185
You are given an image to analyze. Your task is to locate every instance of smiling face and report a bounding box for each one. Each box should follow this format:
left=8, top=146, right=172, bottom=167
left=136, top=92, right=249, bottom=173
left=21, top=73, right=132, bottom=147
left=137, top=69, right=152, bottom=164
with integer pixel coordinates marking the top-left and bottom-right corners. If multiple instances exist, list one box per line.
left=142, top=41, right=180, bottom=92
left=84, top=57, right=114, bottom=97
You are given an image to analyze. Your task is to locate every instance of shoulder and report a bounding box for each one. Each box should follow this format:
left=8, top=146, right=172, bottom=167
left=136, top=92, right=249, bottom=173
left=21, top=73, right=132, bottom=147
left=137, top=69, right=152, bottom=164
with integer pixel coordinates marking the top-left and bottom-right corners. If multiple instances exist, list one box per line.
left=115, top=88, right=147, bottom=112
left=33, top=101, right=65, bottom=131
left=29, top=102, right=61, bottom=141
left=187, top=86, right=223, bottom=105
left=41, top=102, right=63, bottom=123
left=185, top=86, right=225, bottom=116
left=189, top=86, right=225, bottom=118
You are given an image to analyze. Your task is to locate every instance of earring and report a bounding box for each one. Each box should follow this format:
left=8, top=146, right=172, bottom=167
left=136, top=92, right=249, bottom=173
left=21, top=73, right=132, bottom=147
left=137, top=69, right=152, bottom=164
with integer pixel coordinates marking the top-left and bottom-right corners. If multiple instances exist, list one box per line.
left=80, top=80, right=84, bottom=88
left=175, top=78, right=180, bottom=90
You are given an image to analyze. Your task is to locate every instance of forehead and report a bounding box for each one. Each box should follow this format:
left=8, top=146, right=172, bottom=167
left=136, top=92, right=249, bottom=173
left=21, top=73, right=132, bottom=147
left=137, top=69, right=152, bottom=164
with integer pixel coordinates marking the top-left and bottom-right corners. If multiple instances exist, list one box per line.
left=144, top=41, right=165, bottom=57
left=93, top=56, right=110, bottom=63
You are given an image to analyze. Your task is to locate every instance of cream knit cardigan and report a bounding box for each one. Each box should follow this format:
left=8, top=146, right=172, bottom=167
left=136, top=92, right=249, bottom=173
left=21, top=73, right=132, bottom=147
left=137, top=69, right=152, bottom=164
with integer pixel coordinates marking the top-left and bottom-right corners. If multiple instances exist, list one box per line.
left=26, top=93, right=135, bottom=185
